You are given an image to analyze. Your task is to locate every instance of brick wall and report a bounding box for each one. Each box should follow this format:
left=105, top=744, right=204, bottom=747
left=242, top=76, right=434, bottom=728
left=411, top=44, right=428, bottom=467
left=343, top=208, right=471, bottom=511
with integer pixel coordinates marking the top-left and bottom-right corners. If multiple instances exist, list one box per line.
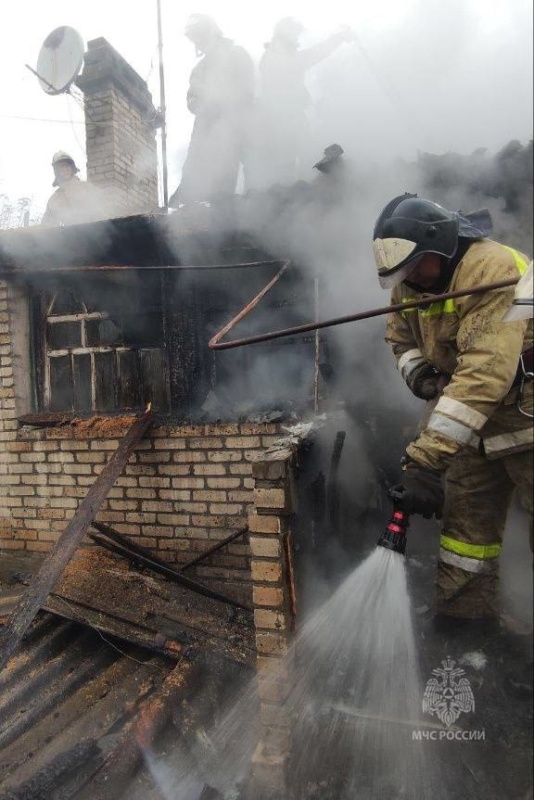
left=247, top=446, right=297, bottom=798
left=0, top=282, right=22, bottom=535
left=77, top=38, right=159, bottom=215
left=0, top=416, right=287, bottom=599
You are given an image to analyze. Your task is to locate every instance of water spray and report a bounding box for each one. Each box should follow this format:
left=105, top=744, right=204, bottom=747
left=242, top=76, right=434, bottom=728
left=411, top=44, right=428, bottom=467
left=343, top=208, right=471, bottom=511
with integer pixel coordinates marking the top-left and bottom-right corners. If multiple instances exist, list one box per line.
left=377, top=506, right=409, bottom=555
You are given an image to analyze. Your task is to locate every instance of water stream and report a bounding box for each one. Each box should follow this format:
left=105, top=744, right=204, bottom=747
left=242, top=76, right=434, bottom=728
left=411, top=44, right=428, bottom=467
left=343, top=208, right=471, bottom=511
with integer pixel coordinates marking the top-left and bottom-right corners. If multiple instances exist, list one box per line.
left=285, top=546, right=439, bottom=798
left=142, top=546, right=444, bottom=799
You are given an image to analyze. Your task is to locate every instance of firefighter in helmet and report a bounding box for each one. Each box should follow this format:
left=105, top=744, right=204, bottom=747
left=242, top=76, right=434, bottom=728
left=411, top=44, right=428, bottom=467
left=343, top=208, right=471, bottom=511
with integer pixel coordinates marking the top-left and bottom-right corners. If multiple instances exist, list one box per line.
left=248, top=18, right=355, bottom=189
left=373, top=194, right=533, bottom=621
left=41, top=151, right=106, bottom=226
left=169, top=14, right=254, bottom=205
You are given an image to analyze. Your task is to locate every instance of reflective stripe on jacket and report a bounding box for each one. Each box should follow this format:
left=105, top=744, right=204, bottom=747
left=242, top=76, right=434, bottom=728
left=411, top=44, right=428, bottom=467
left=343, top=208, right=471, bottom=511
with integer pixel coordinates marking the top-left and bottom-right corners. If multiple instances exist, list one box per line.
left=386, top=239, right=533, bottom=471
left=439, top=534, right=501, bottom=573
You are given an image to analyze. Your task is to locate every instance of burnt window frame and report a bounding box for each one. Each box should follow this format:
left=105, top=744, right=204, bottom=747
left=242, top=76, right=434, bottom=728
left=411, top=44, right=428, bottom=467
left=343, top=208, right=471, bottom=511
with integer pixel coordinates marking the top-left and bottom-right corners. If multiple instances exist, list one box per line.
left=31, top=278, right=171, bottom=415
left=28, top=261, right=318, bottom=420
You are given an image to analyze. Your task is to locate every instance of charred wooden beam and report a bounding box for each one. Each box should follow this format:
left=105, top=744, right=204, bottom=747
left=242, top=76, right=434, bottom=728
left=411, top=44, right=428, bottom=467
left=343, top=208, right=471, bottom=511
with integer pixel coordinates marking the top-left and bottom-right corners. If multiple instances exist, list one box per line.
left=43, top=596, right=183, bottom=660
left=91, top=521, right=248, bottom=574
left=0, top=409, right=153, bottom=672
left=180, top=526, right=248, bottom=571
left=0, top=740, right=100, bottom=800
left=88, top=526, right=252, bottom=612
left=75, top=656, right=199, bottom=800
left=326, top=431, right=346, bottom=538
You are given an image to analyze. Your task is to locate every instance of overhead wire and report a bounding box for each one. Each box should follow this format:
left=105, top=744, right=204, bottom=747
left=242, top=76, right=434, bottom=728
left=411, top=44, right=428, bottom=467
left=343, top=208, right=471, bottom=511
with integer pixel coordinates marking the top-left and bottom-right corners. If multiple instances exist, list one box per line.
left=0, top=113, right=84, bottom=124
left=65, top=93, right=87, bottom=162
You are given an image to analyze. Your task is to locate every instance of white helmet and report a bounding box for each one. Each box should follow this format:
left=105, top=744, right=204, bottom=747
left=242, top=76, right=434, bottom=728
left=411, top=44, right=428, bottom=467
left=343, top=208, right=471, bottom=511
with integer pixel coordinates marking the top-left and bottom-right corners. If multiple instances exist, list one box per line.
left=272, top=17, right=305, bottom=45
left=184, top=14, right=221, bottom=45
left=52, top=151, right=79, bottom=169
left=51, top=151, right=79, bottom=186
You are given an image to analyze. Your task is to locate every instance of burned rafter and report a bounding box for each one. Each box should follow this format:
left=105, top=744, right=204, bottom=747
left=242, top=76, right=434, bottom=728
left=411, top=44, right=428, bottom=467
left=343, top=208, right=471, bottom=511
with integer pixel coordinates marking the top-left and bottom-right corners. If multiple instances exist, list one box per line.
left=73, top=656, right=200, bottom=800
left=88, top=522, right=252, bottom=612
left=92, top=518, right=248, bottom=572
left=48, top=548, right=256, bottom=663
left=0, top=212, right=268, bottom=271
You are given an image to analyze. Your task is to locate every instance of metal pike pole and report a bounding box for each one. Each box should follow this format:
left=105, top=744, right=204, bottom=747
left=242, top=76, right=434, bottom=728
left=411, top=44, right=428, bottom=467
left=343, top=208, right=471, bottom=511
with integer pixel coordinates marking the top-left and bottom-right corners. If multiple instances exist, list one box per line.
left=209, top=277, right=519, bottom=351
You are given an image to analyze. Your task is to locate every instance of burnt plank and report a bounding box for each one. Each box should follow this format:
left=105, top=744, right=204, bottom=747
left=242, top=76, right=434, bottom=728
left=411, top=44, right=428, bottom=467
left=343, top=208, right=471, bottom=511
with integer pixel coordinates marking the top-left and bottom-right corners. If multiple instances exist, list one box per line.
left=0, top=409, right=153, bottom=672
left=72, top=354, right=93, bottom=413
left=30, top=292, right=48, bottom=412
left=43, top=598, right=183, bottom=659
left=49, top=355, right=73, bottom=412
left=117, top=350, right=141, bottom=409
left=76, top=658, right=198, bottom=800
left=140, top=349, right=169, bottom=411
left=164, top=273, right=212, bottom=413
left=94, top=351, right=117, bottom=412
left=52, top=547, right=255, bottom=658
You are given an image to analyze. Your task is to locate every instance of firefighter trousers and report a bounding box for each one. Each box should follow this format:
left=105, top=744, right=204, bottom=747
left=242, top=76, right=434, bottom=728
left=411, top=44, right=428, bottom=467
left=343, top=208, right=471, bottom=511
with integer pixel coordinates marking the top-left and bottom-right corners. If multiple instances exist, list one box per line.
left=436, top=445, right=533, bottom=618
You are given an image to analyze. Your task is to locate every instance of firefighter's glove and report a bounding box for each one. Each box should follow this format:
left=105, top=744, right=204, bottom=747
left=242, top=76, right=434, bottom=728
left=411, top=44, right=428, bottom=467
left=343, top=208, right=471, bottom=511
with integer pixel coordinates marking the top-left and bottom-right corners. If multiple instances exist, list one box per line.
left=406, top=361, right=444, bottom=401
left=389, top=463, right=444, bottom=519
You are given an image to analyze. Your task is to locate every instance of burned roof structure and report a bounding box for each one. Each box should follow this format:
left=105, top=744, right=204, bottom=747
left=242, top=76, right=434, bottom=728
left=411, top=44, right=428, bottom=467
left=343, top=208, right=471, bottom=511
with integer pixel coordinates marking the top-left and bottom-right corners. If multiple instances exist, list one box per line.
left=0, top=208, right=319, bottom=422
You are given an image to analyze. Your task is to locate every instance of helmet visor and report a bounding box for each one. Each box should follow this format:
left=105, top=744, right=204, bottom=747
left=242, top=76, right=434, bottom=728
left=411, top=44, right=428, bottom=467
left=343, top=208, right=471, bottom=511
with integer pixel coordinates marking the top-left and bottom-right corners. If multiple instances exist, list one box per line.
left=373, top=237, right=420, bottom=289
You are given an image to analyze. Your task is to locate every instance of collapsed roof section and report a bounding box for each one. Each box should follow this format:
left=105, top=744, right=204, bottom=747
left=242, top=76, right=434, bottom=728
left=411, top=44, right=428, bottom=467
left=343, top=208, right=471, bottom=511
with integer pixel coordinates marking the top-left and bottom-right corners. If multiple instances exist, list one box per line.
left=0, top=209, right=266, bottom=273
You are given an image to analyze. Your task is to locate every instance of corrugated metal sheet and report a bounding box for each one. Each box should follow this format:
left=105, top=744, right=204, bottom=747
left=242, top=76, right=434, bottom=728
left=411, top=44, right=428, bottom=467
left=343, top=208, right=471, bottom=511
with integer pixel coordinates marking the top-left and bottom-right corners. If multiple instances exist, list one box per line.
left=0, top=612, right=173, bottom=798
left=0, top=611, right=252, bottom=800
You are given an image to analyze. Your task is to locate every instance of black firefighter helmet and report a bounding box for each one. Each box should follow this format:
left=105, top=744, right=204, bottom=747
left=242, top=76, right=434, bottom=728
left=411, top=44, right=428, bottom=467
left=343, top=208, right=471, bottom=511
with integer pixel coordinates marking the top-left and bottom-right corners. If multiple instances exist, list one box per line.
left=373, top=194, right=460, bottom=289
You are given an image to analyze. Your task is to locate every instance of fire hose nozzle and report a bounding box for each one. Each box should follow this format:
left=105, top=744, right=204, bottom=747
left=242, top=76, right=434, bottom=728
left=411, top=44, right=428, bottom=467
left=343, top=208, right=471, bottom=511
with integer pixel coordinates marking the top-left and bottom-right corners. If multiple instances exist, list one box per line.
left=377, top=507, right=409, bottom=555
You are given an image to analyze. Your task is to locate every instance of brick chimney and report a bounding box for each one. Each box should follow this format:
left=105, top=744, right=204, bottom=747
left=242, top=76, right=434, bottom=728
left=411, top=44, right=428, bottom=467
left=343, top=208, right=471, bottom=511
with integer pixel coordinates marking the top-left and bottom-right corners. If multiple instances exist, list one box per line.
left=77, top=38, right=159, bottom=215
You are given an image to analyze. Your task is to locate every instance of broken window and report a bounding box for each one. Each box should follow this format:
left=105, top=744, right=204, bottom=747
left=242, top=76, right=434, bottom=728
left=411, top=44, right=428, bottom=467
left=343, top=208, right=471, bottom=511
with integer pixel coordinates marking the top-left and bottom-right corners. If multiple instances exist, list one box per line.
left=30, top=264, right=316, bottom=418
left=34, top=274, right=170, bottom=414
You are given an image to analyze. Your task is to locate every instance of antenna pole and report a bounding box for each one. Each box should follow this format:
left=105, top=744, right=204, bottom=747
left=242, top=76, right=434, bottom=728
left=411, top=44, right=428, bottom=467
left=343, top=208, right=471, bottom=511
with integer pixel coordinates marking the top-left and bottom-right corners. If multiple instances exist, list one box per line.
left=25, top=63, right=58, bottom=94
left=156, top=0, right=169, bottom=210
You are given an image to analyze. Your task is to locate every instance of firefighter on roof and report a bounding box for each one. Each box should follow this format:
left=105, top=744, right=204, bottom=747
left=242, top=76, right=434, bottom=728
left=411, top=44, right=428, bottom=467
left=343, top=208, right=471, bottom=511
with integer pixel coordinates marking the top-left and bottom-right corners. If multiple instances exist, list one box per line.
left=248, top=19, right=354, bottom=189
left=170, top=15, right=254, bottom=205
left=373, top=194, right=533, bottom=620
left=41, top=151, right=107, bottom=227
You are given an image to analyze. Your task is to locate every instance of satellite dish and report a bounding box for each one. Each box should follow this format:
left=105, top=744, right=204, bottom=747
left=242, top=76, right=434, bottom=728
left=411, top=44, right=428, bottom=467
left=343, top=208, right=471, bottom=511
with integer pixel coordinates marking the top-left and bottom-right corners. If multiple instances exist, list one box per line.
left=35, top=26, right=84, bottom=95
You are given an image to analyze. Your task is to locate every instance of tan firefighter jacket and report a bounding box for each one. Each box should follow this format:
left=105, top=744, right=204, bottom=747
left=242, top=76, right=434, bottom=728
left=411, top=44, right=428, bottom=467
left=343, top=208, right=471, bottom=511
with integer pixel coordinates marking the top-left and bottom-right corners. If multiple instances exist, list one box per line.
left=386, top=239, right=533, bottom=471
left=41, top=177, right=111, bottom=227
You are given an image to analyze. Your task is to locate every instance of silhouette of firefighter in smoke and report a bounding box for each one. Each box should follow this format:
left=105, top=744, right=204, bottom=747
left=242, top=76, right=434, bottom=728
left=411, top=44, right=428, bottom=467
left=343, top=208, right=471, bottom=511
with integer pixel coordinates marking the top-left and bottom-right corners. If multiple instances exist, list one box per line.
left=248, top=18, right=355, bottom=190
left=41, top=151, right=108, bottom=226
left=170, top=15, right=254, bottom=205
